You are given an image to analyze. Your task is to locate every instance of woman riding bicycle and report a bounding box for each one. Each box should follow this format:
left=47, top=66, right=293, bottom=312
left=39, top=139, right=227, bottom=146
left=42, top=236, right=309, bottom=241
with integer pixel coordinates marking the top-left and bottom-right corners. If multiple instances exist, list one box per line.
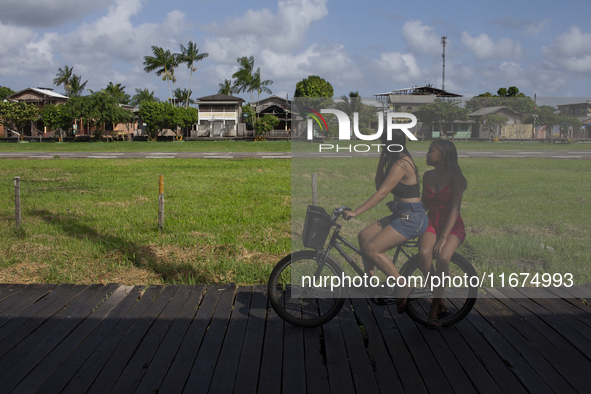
left=343, top=129, right=428, bottom=313
left=418, top=139, right=467, bottom=329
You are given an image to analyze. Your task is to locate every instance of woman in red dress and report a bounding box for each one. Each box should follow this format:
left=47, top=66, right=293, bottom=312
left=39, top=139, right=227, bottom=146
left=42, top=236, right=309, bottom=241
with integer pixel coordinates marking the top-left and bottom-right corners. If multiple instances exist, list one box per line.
left=418, top=140, right=467, bottom=329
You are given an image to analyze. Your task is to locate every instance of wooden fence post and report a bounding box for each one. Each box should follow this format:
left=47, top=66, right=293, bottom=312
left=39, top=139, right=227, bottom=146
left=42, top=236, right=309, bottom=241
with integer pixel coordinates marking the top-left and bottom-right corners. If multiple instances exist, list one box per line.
left=158, top=175, right=164, bottom=231
left=14, top=177, right=21, bottom=228
left=312, top=173, right=318, bottom=206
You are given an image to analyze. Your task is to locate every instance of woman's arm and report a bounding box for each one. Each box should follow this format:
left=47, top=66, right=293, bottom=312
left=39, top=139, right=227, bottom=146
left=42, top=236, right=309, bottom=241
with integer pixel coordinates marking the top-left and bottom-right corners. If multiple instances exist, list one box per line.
left=374, top=150, right=387, bottom=191
left=421, top=170, right=432, bottom=212
left=344, top=159, right=407, bottom=219
left=433, top=174, right=464, bottom=255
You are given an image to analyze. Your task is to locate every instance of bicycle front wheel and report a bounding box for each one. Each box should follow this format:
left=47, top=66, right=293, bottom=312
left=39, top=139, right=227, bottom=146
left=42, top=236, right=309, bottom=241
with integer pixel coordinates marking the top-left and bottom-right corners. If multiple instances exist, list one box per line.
left=400, top=253, right=478, bottom=327
left=268, top=250, right=346, bottom=328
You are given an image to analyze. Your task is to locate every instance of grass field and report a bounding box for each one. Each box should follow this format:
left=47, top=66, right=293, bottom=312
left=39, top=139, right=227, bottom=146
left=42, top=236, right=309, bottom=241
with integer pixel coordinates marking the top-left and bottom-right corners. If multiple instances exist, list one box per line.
left=1, top=156, right=590, bottom=286
left=1, top=139, right=591, bottom=153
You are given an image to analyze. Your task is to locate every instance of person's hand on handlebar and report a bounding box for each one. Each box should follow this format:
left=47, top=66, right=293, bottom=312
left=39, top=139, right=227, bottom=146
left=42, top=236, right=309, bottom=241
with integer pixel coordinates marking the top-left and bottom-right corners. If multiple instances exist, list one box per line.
left=342, top=209, right=358, bottom=220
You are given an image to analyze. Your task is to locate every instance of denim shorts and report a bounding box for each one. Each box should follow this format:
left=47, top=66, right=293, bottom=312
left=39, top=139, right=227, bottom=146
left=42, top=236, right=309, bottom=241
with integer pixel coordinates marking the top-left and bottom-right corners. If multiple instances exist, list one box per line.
left=386, top=201, right=429, bottom=240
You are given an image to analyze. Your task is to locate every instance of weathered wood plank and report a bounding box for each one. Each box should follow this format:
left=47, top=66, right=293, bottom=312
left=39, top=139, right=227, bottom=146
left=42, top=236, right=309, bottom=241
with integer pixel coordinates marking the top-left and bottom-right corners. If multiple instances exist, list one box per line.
left=0, top=284, right=56, bottom=329
left=257, top=291, right=284, bottom=394
left=133, top=284, right=206, bottom=394
left=0, top=284, right=29, bottom=312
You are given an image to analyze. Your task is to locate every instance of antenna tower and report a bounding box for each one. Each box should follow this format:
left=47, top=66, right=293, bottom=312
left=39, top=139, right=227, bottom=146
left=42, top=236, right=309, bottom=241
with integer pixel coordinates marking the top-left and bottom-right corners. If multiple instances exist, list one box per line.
left=441, top=36, right=447, bottom=91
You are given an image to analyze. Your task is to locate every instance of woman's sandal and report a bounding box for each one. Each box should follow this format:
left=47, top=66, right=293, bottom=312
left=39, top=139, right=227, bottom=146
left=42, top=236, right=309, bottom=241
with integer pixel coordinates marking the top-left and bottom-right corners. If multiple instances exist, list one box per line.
left=438, top=305, right=451, bottom=319
left=427, top=315, right=442, bottom=330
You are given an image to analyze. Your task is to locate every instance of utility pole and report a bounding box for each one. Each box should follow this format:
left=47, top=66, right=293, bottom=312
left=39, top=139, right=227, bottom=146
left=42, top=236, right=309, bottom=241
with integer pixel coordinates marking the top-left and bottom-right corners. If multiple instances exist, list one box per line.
left=441, top=37, right=447, bottom=91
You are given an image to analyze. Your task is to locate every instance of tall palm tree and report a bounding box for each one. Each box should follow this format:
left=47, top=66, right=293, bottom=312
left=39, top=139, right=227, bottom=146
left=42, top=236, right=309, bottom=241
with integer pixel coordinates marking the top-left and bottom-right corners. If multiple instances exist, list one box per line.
left=178, top=41, right=208, bottom=108
left=104, top=82, right=130, bottom=104
left=232, top=56, right=255, bottom=103
left=130, top=88, right=160, bottom=107
left=143, top=46, right=177, bottom=104
left=218, top=79, right=235, bottom=95
left=68, top=74, right=88, bottom=97
left=53, top=65, right=74, bottom=95
left=252, top=68, right=273, bottom=104
left=174, top=88, right=194, bottom=107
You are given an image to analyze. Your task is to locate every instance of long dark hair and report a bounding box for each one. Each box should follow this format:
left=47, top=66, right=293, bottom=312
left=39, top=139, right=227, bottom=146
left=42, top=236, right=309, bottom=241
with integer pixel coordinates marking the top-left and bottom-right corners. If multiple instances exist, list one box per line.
left=379, top=129, right=418, bottom=182
left=431, top=139, right=467, bottom=190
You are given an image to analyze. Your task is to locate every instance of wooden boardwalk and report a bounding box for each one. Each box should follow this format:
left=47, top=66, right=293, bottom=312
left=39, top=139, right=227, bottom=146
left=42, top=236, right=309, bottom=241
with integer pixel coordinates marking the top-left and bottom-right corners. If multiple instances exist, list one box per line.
left=0, top=283, right=590, bottom=393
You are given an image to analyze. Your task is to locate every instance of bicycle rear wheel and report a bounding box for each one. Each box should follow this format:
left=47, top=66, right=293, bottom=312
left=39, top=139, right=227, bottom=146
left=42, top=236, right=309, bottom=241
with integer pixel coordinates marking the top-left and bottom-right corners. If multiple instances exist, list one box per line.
left=268, top=250, right=346, bottom=328
left=400, top=253, right=478, bottom=327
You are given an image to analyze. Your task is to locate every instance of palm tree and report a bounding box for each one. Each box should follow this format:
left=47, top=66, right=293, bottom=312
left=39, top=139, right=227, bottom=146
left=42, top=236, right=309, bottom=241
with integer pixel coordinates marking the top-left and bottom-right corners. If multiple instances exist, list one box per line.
left=68, top=74, right=88, bottom=97
left=53, top=65, right=74, bottom=95
left=143, top=46, right=177, bottom=104
left=218, top=79, right=235, bottom=95
left=174, top=88, right=194, bottom=107
left=130, top=88, right=160, bottom=107
left=178, top=41, right=208, bottom=108
left=252, top=68, right=273, bottom=104
left=232, top=56, right=255, bottom=103
left=104, top=82, right=130, bottom=104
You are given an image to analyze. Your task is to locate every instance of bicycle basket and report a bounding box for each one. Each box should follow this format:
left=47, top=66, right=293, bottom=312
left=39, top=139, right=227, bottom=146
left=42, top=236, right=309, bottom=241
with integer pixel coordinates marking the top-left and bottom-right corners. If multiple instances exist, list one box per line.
left=302, top=205, right=333, bottom=249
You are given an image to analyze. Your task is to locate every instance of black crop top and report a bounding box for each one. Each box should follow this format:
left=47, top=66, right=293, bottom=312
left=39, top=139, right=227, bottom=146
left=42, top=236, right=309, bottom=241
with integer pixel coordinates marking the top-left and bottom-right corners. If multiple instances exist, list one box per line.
left=390, top=158, right=420, bottom=198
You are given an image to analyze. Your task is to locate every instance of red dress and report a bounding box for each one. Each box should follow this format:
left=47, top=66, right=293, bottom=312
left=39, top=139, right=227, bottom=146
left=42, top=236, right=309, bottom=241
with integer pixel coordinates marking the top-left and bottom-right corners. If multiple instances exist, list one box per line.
left=424, top=184, right=466, bottom=243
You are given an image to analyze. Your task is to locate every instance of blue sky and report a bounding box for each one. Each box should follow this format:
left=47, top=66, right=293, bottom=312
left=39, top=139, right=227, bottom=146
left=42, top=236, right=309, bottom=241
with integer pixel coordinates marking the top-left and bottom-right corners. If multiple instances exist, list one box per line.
left=1, top=0, right=589, bottom=102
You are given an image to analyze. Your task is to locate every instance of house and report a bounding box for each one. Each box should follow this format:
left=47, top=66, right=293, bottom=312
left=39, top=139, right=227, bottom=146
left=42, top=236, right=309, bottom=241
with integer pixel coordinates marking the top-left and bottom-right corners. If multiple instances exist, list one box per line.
left=195, top=94, right=245, bottom=138
left=557, top=101, right=591, bottom=139
left=253, top=95, right=293, bottom=133
left=3, top=87, right=69, bottom=137
left=468, top=106, right=529, bottom=139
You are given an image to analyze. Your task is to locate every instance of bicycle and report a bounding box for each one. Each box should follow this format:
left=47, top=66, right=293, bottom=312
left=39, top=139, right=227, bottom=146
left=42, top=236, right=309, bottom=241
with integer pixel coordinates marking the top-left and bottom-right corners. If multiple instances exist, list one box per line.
left=268, top=206, right=478, bottom=328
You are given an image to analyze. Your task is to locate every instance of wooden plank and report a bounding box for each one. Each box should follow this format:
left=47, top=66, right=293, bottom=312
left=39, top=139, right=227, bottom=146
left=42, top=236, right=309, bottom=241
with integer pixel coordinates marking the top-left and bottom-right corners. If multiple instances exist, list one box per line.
left=0, top=284, right=13, bottom=295
left=110, top=285, right=193, bottom=393
left=545, top=286, right=591, bottom=315
left=0, top=284, right=27, bottom=310
left=350, top=297, right=404, bottom=393
left=0, top=284, right=101, bottom=373
left=558, top=284, right=591, bottom=300
left=11, top=284, right=132, bottom=394
left=182, top=283, right=237, bottom=394
left=456, top=297, right=554, bottom=394
left=303, top=326, right=330, bottom=394
left=0, top=284, right=57, bottom=330
left=133, top=284, right=206, bottom=394
left=209, top=286, right=254, bottom=394
left=158, top=284, right=222, bottom=394
left=60, top=286, right=164, bottom=394
left=0, top=284, right=75, bottom=343
left=498, top=286, right=591, bottom=359
left=319, top=298, right=355, bottom=394
left=528, top=287, right=591, bottom=329
left=475, top=297, right=578, bottom=393
left=257, top=290, right=284, bottom=394
left=338, top=300, right=380, bottom=394
left=33, top=286, right=145, bottom=394
left=384, top=304, right=455, bottom=394
left=369, top=301, right=428, bottom=394
left=233, top=284, right=268, bottom=394
left=282, top=305, right=306, bottom=394
left=85, top=285, right=179, bottom=394
left=486, top=288, right=591, bottom=392
left=0, top=283, right=117, bottom=392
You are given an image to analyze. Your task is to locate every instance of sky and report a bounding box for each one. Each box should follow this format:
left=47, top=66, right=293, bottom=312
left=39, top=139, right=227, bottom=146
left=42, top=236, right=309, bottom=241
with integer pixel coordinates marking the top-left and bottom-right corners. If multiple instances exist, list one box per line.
left=1, top=0, right=590, bottom=103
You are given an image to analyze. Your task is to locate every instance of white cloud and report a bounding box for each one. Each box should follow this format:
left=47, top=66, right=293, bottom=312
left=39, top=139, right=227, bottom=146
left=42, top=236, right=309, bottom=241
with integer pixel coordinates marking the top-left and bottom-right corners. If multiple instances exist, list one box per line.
left=542, top=26, right=591, bottom=74
left=370, top=52, right=422, bottom=83
left=0, top=0, right=114, bottom=28
left=461, top=32, right=522, bottom=60
left=402, top=20, right=441, bottom=55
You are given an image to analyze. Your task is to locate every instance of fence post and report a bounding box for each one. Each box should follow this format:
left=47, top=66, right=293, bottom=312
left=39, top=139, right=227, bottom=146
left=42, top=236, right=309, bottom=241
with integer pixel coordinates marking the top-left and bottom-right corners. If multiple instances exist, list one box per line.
left=158, top=175, right=164, bottom=231
left=14, top=177, right=21, bottom=228
left=312, top=173, right=318, bottom=206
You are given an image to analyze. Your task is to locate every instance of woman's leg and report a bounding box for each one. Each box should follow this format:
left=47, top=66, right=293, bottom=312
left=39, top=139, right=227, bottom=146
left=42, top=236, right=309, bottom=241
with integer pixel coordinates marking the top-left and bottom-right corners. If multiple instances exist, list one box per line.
left=358, top=216, right=392, bottom=275
left=429, top=234, right=463, bottom=319
left=418, top=231, right=437, bottom=277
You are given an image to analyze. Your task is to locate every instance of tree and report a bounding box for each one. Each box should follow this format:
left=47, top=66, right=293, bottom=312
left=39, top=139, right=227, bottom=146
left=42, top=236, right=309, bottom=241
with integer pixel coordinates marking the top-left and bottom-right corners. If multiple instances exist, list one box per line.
left=173, top=88, right=194, bottom=107
left=558, top=114, right=582, bottom=139
left=41, top=104, right=74, bottom=140
left=130, top=88, right=160, bottom=107
left=524, top=105, right=559, bottom=138
left=232, top=56, right=255, bottom=103
left=335, top=91, right=378, bottom=136
left=254, top=114, right=280, bottom=135
left=0, top=86, right=15, bottom=101
left=0, top=101, right=40, bottom=139
left=414, top=101, right=469, bottom=138
left=465, top=87, right=534, bottom=113
left=293, top=75, right=334, bottom=120
left=218, top=79, right=235, bottom=95
left=252, top=68, right=273, bottom=103
left=53, top=65, right=74, bottom=95
left=68, top=74, right=88, bottom=97
left=178, top=41, right=208, bottom=108
left=480, top=113, right=509, bottom=139
left=68, top=92, right=133, bottom=139
left=103, top=82, right=131, bottom=104
left=138, top=101, right=198, bottom=140
left=144, top=46, right=177, bottom=104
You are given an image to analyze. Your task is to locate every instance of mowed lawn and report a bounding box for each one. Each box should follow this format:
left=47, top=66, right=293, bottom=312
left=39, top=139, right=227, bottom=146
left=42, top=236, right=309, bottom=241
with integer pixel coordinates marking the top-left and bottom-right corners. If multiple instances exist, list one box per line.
left=1, top=156, right=590, bottom=286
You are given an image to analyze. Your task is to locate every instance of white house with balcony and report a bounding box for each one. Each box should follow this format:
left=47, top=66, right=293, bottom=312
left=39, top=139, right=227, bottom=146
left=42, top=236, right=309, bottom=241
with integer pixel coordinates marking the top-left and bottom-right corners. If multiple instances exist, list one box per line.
left=195, top=94, right=245, bottom=138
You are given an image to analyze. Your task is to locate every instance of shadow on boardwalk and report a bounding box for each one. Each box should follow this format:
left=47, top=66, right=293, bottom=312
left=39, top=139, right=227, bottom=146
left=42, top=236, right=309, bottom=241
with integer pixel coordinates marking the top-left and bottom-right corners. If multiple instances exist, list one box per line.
left=1, top=283, right=591, bottom=393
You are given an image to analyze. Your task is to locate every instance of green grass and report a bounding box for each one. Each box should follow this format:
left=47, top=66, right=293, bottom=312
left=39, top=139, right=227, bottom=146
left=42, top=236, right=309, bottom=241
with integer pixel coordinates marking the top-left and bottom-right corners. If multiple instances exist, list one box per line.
left=1, top=139, right=591, bottom=153
left=1, top=156, right=590, bottom=286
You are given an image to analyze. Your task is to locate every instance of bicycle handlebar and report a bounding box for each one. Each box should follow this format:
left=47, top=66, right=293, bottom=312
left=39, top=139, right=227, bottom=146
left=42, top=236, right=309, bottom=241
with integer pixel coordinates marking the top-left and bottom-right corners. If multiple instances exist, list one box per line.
left=332, top=206, right=352, bottom=222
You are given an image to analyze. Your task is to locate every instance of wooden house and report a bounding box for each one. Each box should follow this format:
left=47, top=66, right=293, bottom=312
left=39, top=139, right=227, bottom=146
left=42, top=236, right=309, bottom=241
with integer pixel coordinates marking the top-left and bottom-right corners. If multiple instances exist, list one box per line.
left=195, top=94, right=245, bottom=137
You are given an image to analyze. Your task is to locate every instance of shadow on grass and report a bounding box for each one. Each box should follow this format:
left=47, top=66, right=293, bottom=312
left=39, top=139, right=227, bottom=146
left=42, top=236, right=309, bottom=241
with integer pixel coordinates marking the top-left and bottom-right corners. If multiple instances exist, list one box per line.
left=30, top=209, right=202, bottom=284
